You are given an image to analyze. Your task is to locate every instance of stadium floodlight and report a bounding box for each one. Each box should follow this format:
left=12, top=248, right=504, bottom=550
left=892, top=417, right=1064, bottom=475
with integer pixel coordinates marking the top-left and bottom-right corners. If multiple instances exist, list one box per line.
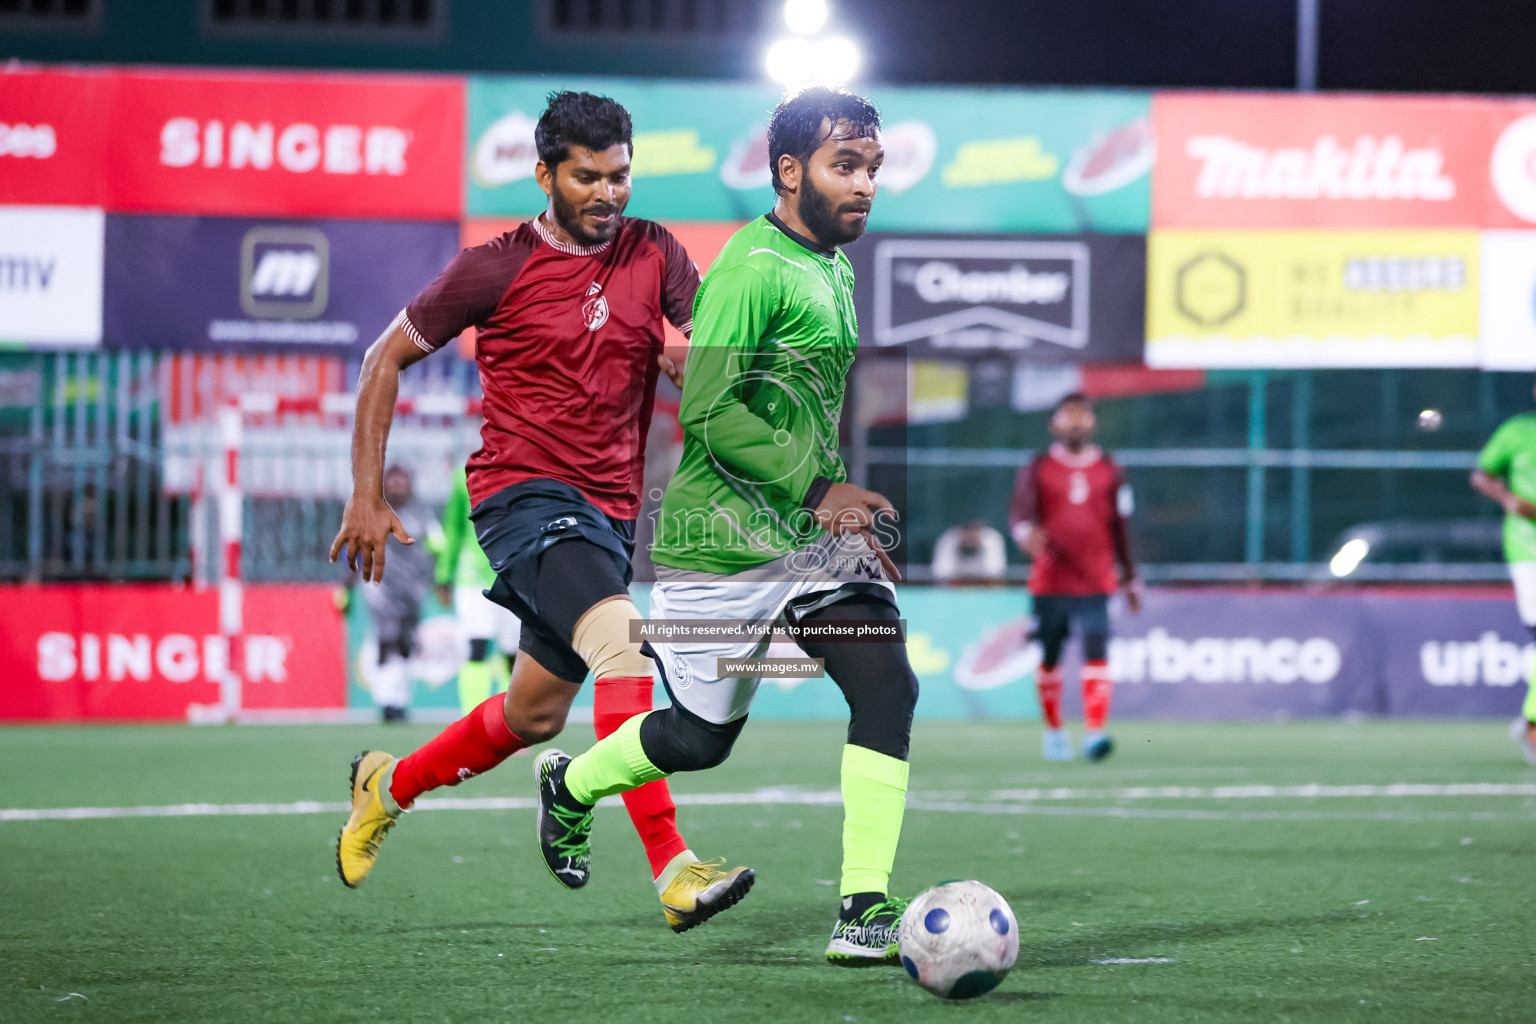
left=783, top=0, right=829, bottom=34
left=766, top=34, right=862, bottom=84
left=1329, top=537, right=1370, bottom=578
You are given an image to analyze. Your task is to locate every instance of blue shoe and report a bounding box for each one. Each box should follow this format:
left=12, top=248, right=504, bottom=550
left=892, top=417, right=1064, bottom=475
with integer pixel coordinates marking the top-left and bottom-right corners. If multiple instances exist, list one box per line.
left=1042, top=728, right=1073, bottom=761
left=1082, top=731, right=1115, bottom=763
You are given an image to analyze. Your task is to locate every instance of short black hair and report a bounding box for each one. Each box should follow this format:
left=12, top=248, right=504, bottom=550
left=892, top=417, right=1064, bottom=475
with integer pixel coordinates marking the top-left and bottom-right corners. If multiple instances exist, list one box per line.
left=535, top=91, right=633, bottom=169
left=766, top=86, right=881, bottom=195
left=1052, top=392, right=1093, bottom=416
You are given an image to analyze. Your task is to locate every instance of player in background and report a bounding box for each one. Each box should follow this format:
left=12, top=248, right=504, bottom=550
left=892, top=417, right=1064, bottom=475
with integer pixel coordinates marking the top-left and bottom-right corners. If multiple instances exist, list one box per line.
left=431, top=463, right=520, bottom=715
left=1471, top=379, right=1536, bottom=763
left=362, top=465, right=438, bottom=723
left=532, top=87, right=923, bottom=967
left=330, top=91, right=754, bottom=932
left=1009, top=393, right=1140, bottom=763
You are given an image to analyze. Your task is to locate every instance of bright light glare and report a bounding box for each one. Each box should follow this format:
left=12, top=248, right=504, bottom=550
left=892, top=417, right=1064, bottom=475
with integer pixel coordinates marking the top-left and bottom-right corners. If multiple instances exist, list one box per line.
left=783, top=0, right=828, bottom=34
left=766, top=35, right=862, bottom=84
left=1329, top=538, right=1371, bottom=578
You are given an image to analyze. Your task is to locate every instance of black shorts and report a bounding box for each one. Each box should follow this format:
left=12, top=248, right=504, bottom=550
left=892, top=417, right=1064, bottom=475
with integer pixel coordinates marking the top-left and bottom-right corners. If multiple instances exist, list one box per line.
left=471, top=478, right=635, bottom=683
left=1031, top=593, right=1111, bottom=665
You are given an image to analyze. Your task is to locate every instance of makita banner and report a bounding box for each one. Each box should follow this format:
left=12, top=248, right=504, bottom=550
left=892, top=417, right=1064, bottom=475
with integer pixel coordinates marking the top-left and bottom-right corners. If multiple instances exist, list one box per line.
left=0, top=585, right=346, bottom=721
left=105, top=70, right=464, bottom=219
left=102, top=215, right=459, bottom=353
left=845, top=231, right=1145, bottom=361
left=1152, top=93, right=1490, bottom=229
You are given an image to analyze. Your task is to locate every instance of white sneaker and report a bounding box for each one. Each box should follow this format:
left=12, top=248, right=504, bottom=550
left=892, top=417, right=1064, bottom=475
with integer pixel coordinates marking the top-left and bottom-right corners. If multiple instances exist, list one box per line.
left=1041, top=728, right=1073, bottom=761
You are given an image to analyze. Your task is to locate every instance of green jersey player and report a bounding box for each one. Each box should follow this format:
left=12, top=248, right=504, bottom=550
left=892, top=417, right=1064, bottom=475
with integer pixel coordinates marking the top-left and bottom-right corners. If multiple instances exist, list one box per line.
left=1472, top=379, right=1536, bottom=762
left=532, top=86, right=921, bottom=966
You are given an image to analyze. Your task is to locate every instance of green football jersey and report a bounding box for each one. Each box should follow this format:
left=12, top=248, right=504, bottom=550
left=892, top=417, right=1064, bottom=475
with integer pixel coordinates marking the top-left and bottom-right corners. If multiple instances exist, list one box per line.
left=651, top=214, right=859, bottom=574
left=430, top=466, right=497, bottom=589
left=1478, top=412, right=1536, bottom=563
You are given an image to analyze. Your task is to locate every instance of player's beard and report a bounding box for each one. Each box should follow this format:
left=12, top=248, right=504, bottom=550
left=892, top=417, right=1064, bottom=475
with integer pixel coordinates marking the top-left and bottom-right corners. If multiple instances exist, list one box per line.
left=549, top=181, right=622, bottom=247
left=797, top=176, right=870, bottom=248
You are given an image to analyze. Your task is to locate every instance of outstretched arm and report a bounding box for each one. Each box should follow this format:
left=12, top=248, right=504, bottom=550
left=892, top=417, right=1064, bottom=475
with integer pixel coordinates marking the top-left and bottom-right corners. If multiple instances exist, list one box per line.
left=1473, top=468, right=1536, bottom=520
left=329, top=322, right=431, bottom=582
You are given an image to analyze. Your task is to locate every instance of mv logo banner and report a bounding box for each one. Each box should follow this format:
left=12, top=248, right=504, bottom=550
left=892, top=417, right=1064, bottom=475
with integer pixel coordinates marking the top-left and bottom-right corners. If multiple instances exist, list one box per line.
left=103, top=215, right=459, bottom=354
left=848, top=232, right=1146, bottom=363
left=240, top=227, right=328, bottom=320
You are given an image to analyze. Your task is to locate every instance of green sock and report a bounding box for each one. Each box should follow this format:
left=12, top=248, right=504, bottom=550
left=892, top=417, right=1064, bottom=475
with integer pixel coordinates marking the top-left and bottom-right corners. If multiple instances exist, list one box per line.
left=840, top=744, right=910, bottom=897
left=564, top=712, right=669, bottom=805
left=456, top=659, right=494, bottom=716
left=1524, top=669, right=1536, bottom=723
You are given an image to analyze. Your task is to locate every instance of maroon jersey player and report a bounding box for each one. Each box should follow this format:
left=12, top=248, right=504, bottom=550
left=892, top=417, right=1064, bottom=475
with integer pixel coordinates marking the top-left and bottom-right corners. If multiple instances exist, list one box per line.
left=1008, top=392, right=1139, bottom=763
left=330, top=92, right=754, bottom=931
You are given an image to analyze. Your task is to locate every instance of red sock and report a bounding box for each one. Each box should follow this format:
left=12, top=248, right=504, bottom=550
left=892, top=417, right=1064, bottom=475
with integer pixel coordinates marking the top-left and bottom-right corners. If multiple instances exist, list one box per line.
left=1083, top=660, right=1113, bottom=732
left=1036, top=666, right=1064, bottom=729
left=389, top=694, right=525, bottom=809
left=594, top=674, right=688, bottom=879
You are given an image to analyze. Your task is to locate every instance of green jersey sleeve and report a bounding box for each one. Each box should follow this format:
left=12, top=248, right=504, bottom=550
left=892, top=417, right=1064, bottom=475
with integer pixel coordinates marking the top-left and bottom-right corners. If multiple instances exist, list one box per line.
left=1479, top=421, right=1517, bottom=477
left=435, top=469, right=471, bottom=586
left=678, top=263, right=823, bottom=506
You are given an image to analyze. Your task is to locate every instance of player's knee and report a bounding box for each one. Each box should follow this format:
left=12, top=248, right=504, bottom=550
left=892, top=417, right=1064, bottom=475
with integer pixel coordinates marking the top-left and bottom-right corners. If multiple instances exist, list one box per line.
left=570, top=597, right=653, bottom=680
left=640, top=707, right=744, bottom=773
left=1083, top=632, right=1109, bottom=663
left=467, top=637, right=492, bottom=663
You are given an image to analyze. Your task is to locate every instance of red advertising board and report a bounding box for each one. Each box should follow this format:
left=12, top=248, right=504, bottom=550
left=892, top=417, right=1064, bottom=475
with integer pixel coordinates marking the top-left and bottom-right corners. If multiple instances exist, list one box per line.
left=1152, top=92, right=1492, bottom=228
left=0, top=584, right=347, bottom=721
left=0, top=68, right=113, bottom=206
left=104, top=69, right=464, bottom=219
left=1487, top=102, right=1536, bottom=227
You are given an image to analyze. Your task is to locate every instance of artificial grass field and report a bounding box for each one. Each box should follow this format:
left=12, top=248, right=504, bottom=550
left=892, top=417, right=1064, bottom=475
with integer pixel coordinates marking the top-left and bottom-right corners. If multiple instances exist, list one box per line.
left=2, top=719, right=1533, bottom=1023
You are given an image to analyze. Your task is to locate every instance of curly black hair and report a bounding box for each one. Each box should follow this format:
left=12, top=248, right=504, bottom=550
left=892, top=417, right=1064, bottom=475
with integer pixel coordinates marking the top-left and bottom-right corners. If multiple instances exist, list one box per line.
left=535, top=91, right=634, bottom=169
left=767, top=86, right=881, bottom=195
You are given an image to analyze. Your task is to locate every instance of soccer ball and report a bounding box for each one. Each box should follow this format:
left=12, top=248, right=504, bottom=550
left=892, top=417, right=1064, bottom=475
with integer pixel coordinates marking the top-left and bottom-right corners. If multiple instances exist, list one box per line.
left=898, top=880, right=1019, bottom=999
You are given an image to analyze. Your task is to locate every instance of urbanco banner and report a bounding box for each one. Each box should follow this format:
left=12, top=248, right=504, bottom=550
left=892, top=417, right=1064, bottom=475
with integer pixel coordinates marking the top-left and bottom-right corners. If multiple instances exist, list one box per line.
left=467, top=77, right=1152, bottom=233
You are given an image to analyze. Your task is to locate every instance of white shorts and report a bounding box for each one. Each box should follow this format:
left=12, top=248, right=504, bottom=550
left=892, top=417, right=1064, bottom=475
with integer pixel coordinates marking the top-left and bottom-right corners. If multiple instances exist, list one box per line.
left=455, top=584, right=522, bottom=652
left=1511, top=562, right=1536, bottom=627
left=649, top=532, right=897, bottom=725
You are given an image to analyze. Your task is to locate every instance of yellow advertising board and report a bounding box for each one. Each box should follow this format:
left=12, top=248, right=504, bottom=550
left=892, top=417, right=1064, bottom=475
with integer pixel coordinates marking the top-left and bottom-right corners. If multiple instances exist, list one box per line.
left=1146, top=230, right=1480, bottom=367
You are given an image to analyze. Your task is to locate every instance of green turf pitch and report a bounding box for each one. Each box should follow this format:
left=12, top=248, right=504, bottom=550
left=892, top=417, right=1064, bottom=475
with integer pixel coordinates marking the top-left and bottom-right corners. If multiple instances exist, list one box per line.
left=2, top=720, right=1534, bottom=1023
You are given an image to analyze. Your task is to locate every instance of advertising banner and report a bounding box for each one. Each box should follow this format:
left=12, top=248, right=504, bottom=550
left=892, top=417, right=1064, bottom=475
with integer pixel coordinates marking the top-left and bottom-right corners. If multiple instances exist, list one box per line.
left=1478, top=230, right=1536, bottom=370
left=103, top=215, right=460, bottom=354
left=1366, top=593, right=1529, bottom=717
left=1486, top=103, right=1536, bottom=228
left=0, top=584, right=346, bottom=721
left=1152, top=92, right=1489, bottom=229
left=0, top=68, right=112, bottom=207
left=0, top=206, right=105, bottom=348
left=1146, top=230, right=1480, bottom=367
left=467, top=77, right=1152, bottom=233
left=105, top=70, right=464, bottom=220
left=846, top=231, right=1145, bottom=361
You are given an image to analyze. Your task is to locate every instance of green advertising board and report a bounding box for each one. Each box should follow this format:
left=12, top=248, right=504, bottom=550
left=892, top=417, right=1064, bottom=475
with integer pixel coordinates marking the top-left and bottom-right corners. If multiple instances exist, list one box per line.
left=466, top=77, right=1151, bottom=234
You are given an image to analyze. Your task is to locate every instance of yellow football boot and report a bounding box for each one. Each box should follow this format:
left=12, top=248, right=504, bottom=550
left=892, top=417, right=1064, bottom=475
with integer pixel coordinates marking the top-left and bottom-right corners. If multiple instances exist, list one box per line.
left=659, top=857, right=756, bottom=933
left=336, top=750, right=402, bottom=889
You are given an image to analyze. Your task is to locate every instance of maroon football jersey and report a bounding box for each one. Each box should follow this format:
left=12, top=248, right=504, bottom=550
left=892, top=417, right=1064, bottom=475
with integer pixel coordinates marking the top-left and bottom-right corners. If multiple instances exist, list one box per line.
left=400, top=215, right=699, bottom=519
left=1008, top=443, right=1133, bottom=596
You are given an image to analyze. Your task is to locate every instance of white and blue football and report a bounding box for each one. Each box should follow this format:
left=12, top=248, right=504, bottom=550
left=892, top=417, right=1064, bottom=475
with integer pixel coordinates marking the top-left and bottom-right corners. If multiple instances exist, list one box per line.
left=898, top=880, right=1019, bottom=999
